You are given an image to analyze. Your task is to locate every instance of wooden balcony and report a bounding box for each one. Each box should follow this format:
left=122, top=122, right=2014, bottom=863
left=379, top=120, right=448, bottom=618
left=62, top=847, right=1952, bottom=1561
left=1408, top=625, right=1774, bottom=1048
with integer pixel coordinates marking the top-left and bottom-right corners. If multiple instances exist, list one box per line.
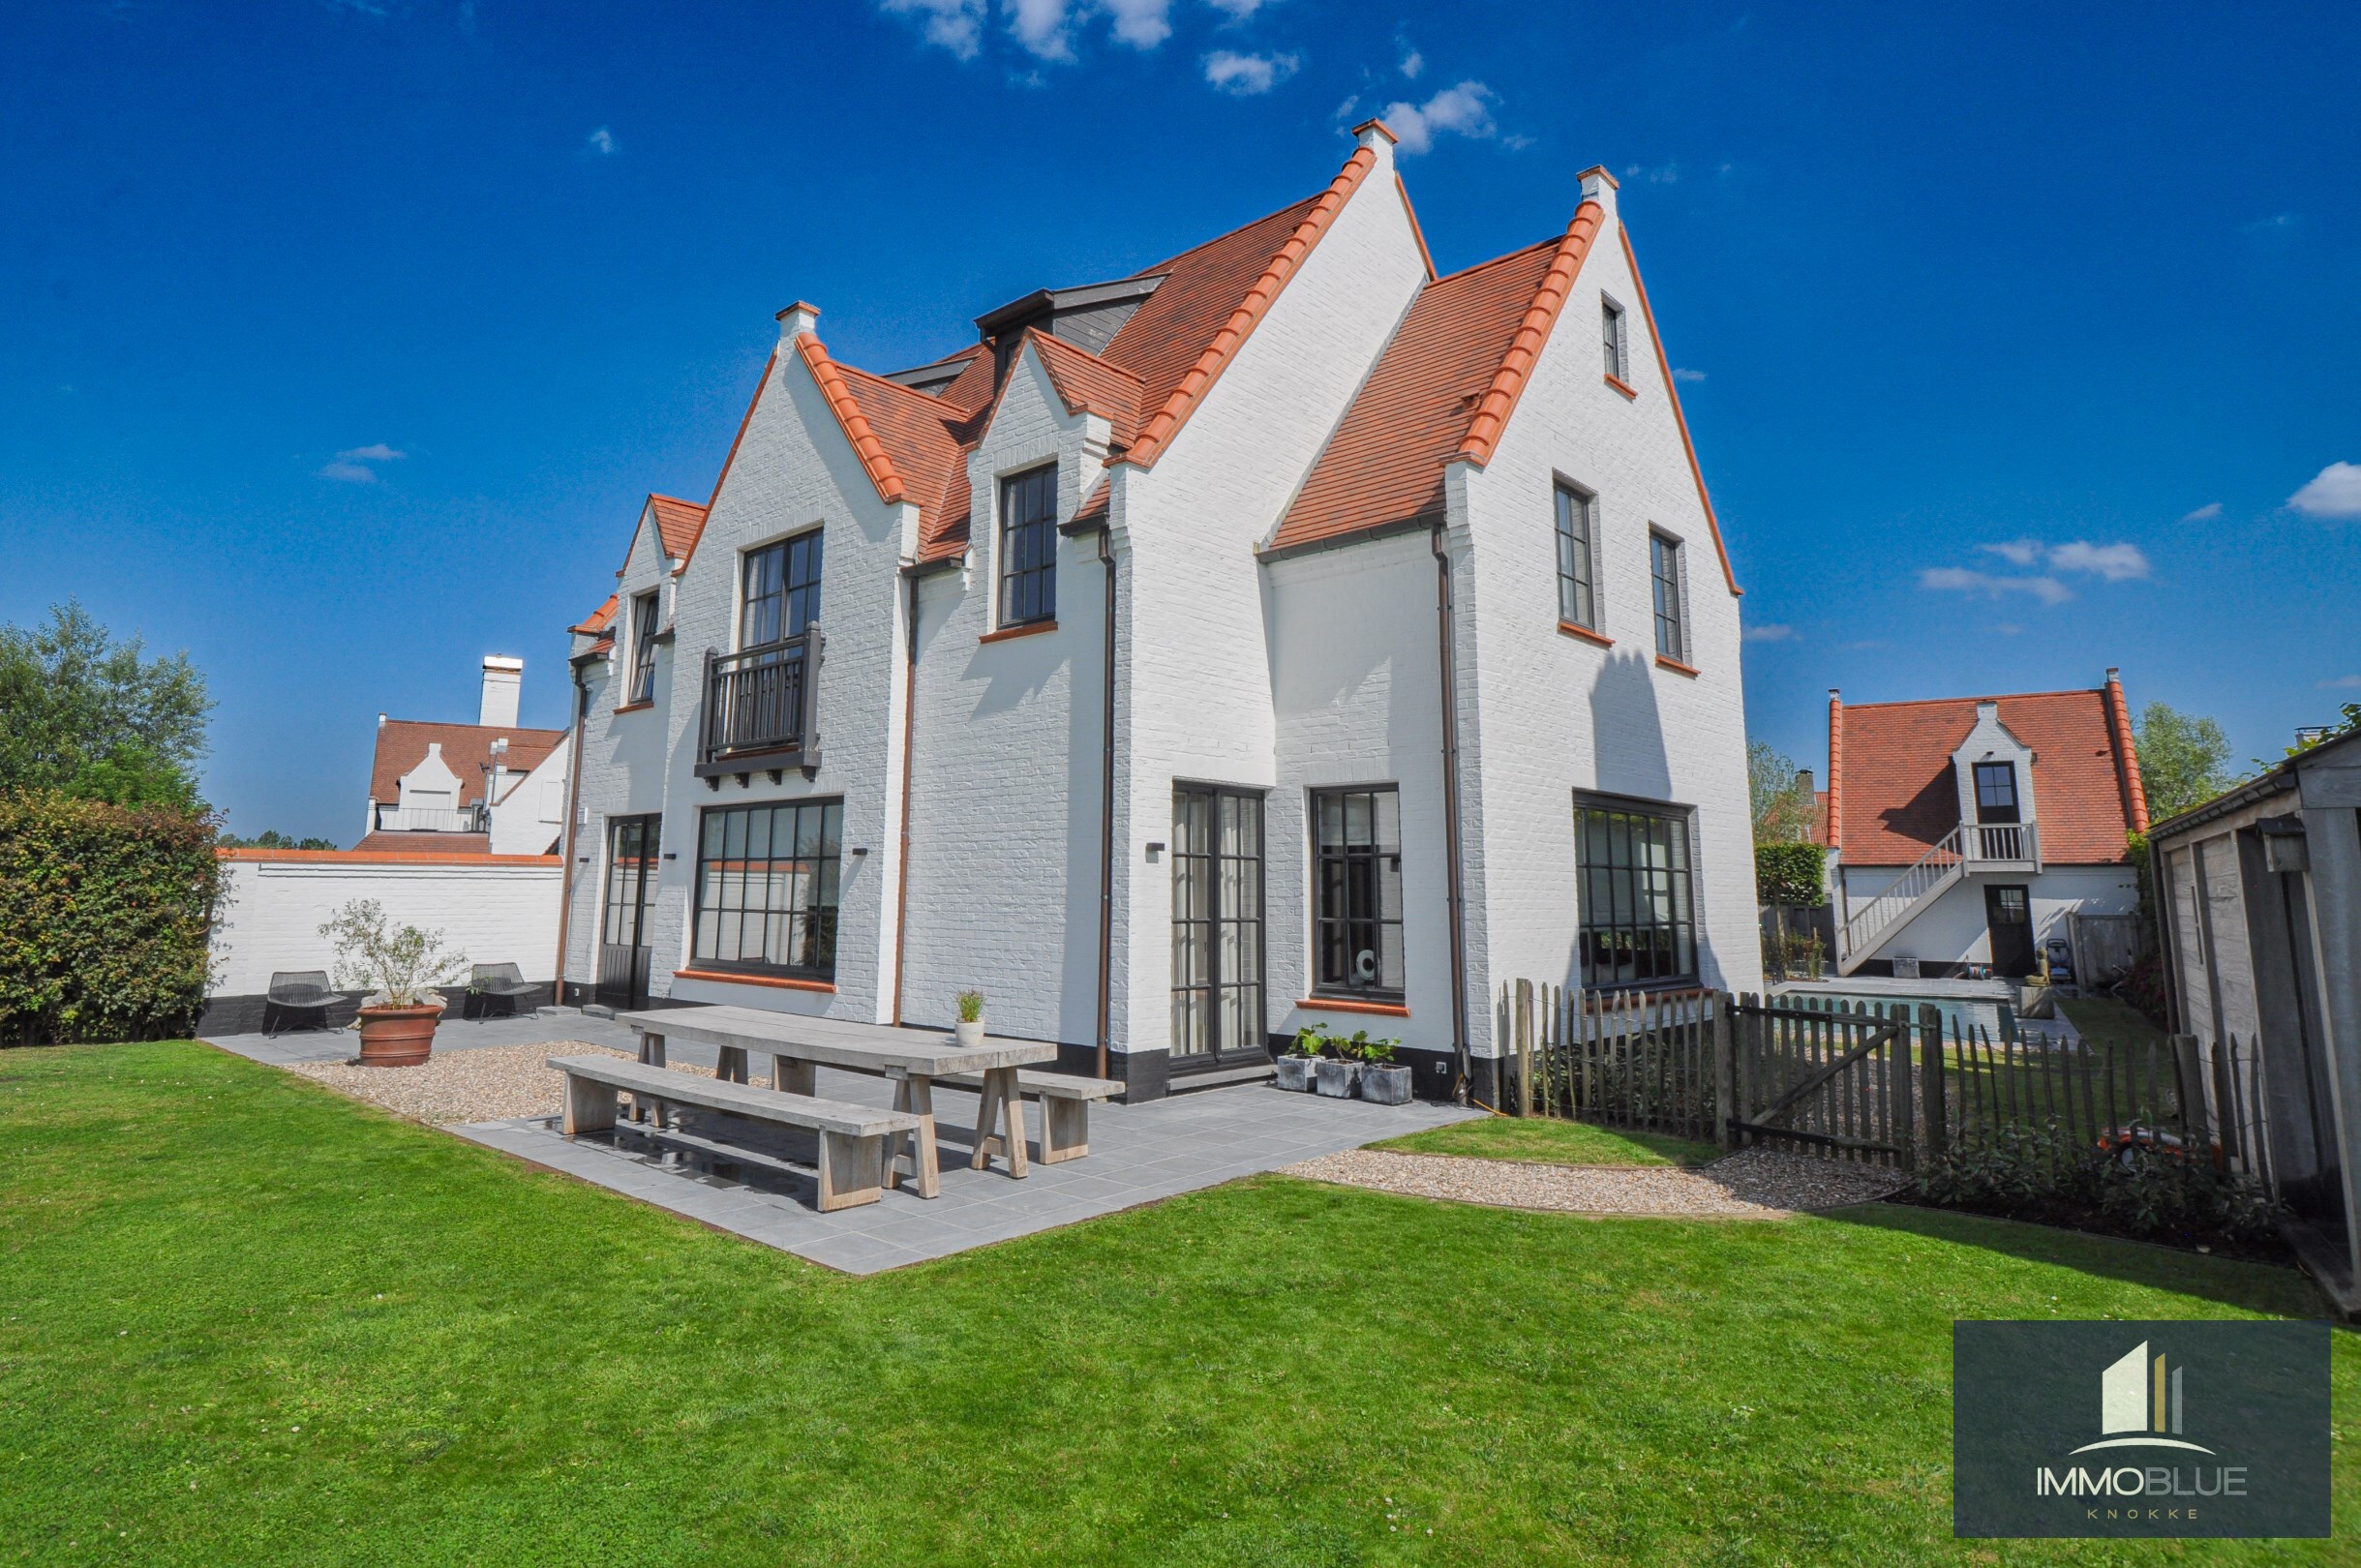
left=695, top=630, right=823, bottom=779
left=1962, top=821, right=2040, bottom=873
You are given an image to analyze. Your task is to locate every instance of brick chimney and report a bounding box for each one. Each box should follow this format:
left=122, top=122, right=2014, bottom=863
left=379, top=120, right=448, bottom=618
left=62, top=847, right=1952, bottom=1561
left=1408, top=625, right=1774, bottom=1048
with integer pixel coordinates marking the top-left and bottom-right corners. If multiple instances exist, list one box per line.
left=480, top=655, right=523, bottom=730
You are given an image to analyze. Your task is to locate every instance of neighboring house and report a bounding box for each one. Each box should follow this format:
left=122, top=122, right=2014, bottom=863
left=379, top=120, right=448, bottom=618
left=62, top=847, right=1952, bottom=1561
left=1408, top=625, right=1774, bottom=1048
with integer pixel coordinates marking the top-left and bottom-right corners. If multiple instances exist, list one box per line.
left=2149, top=724, right=2361, bottom=1302
left=358, top=655, right=570, bottom=856
left=558, top=124, right=1760, bottom=1103
left=1825, top=672, right=2147, bottom=978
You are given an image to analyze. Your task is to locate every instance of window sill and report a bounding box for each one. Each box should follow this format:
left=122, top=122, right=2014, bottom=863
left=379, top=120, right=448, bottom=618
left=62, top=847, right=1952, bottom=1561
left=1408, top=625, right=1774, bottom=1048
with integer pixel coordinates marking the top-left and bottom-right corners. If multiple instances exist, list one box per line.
left=981, top=619, right=1057, bottom=645
left=1603, top=373, right=1639, bottom=401
left=672, top=969, right=835, bottom=994
left=613, top=700, right=655, bottom=714
left=1557, top=620, right=1614, bottom=648
left=1654, top=654, right=1701, bottom=678
left=1298, top=996, right=1410, bottom=1018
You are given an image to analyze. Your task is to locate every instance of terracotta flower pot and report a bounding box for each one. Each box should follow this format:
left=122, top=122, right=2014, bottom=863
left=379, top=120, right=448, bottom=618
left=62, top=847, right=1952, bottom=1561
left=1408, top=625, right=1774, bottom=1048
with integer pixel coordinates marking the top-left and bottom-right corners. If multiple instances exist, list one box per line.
left=356, top=1003, right=440, bottom=1068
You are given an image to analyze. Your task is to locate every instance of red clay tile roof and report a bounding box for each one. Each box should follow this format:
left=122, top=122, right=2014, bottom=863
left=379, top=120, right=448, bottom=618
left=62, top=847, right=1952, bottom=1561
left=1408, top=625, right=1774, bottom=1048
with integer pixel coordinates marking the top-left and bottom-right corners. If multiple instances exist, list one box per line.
left=1459, top=202, right=1606, bottom=463
left=647, top=494, right=709, bottom=569
left=794, top=331, right=907, bottom=504
left=352, top=830, right=496, bottom=855
left=1026, top=329, right=1144, bottom=447
left=1831, top=688, right=2141, bottom=866
left=369, top=719, right=566, bottom=809
left=1273, top=232, right=1576, bottom=553
left=1108, top=146, right=1378, bottom=468
left=1071, top=475, right=1110, bottom=527
left=572, top=594, right=619, bottom=636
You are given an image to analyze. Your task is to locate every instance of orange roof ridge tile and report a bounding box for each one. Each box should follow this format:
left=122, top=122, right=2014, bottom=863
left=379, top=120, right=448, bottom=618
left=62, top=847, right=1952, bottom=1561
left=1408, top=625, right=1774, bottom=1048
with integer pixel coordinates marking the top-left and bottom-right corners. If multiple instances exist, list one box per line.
left=794, top=331, right=907, bottom=505
left=571, top=593, right=620, bottom=636
left=1619, top=226, right=1740, bottom=597
left=1117, top=144, right=1379, bottom=469
left=1457, top=200, right=1605, bottom=465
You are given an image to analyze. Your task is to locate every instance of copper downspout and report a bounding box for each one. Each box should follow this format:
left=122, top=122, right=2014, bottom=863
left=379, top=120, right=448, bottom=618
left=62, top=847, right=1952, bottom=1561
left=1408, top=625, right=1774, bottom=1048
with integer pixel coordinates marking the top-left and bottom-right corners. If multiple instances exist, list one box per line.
left=552, top=657, right=593, bottom=1008
left=1093, top=526, right=1118, bottom=1082
left=1431, top=521, right=1471, bottom=1101
left=891, top=568, right=922, bottom=1026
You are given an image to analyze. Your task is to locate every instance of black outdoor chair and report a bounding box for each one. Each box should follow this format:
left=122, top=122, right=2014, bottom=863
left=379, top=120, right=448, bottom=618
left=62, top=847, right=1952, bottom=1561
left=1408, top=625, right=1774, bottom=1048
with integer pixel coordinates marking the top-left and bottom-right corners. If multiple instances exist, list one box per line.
left=468, top=962, right=537, bottom=1019
left=264, top=971, right=341, bottom=1038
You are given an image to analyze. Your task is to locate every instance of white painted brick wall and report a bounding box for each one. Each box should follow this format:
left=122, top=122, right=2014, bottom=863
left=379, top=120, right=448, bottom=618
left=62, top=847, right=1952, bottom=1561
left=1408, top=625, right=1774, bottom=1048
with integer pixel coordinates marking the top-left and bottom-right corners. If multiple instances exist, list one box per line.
left=1840, top=866, right=2138, bottom=967
left=211, top=856, right=561, bottom=995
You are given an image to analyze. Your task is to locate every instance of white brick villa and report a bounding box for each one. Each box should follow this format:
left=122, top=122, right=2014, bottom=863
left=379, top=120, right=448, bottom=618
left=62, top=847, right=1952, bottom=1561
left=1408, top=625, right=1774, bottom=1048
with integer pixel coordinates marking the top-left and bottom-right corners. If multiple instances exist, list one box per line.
left=557, top=125, right=1759, bottom=1102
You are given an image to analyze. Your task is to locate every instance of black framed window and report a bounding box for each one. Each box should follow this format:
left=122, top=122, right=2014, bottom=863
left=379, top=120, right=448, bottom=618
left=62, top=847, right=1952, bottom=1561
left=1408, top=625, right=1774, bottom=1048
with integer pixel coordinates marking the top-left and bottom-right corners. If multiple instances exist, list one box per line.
left=1313, top=787, right=1403, bottom=997
left=627, top=590, right=660, bottom=705
left=742, top=530, right=823, bottom=649
left=1602, top=297, right=1628, bottom=381
left=691, top=799, right=843, bottom=979
left=1171, top=785, right=1266, bottom=1063
left=1650, top=531, right=1686, bottom=662
left=1555, top=481, right=1597, bottom=629
left=1576, top=799, right=1697, bottom=988
left=999, top=466, right=1057, bottom=627
left=1973, top=761, right=2020, bottom=824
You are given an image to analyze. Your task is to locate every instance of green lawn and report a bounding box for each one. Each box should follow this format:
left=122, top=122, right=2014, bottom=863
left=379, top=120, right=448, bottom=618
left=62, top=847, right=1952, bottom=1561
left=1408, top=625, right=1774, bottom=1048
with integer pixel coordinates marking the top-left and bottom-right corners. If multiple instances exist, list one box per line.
left=2, top=1040, right=2354, bottom=1565
left=1371, top=1114, right=1720, bottom=1167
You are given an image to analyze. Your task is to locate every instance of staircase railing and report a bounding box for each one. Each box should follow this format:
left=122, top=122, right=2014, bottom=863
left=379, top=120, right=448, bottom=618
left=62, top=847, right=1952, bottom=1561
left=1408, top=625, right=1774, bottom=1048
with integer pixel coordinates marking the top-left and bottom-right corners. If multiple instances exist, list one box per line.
left=1839, top=824, right=1964, bottom=963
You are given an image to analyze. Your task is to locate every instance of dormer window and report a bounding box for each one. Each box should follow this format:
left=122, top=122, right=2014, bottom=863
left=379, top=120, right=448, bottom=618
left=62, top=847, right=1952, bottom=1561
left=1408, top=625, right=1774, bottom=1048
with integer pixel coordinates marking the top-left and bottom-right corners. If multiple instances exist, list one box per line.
left=1973, top=761, right=2020, bottom=824
left=627, top=591, right=659, bottom=705
left=1602, top=296, right=1629, bottom=383
left=999, top=466, right=1058, bottom=628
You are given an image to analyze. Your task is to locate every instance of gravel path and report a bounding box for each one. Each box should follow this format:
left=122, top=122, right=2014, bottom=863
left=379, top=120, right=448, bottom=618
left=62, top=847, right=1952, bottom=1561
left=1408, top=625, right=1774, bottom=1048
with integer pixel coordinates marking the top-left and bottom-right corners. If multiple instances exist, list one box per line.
left=288, top=1040, right=712, bottom=1126
left=1282, top=1145, right=1907, bottom=1218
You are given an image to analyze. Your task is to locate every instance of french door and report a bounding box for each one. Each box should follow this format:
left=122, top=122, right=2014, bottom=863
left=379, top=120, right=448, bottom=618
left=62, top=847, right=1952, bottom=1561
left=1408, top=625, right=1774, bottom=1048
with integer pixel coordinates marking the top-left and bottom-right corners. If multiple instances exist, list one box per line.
left=596, top=814, right=662, bottom=1010
left=1170, top=785, right=1267, bottom=1070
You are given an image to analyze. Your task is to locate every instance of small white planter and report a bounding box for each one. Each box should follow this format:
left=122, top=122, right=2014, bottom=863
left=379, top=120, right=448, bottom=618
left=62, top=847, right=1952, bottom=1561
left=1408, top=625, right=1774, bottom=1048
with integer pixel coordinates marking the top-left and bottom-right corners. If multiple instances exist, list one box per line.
left=1313, top=1058, right=1360, bottom=1099
left=1273, top=1055, right=1316, bottom=1092
left=954, top=1020, right=985, bottom=1048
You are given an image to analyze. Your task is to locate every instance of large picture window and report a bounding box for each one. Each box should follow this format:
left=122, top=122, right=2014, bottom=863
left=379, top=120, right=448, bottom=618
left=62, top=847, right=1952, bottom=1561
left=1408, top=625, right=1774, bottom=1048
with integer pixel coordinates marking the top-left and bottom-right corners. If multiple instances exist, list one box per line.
left=1555, top=481, right=1597, bottom=630
left=627, top=590, right=660, bottom=705
left=1576, top=799, right=1697, bottom=989
left=1313, top=786, right=1404, bottom=998
left=742, top=529, right=823, bottom=649
left=999, top=465, right=1057, bottom=627
left=691, top=799, right=843, bottom=979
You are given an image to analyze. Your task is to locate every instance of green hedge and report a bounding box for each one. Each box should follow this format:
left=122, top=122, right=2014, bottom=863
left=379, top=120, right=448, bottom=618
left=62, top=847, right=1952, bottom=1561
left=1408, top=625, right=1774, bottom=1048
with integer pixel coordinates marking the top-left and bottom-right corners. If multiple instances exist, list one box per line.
left=0, top=792, right=222, bottom=1044
left=1754, top=841, right=1825, bottom=907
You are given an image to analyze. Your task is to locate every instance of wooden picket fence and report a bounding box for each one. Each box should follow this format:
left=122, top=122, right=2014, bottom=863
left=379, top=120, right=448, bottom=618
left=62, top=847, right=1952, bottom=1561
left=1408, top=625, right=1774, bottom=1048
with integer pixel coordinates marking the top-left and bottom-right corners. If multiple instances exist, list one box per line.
left=1493, top=980, right=1720, bottom=1144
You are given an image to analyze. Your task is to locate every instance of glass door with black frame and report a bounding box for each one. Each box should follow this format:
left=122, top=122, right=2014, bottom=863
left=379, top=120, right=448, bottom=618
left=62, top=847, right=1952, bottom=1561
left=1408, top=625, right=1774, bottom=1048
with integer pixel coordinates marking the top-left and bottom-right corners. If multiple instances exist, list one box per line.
left=597, top=814, right=661, bottom=1010
left=1170, top=786, right=1267, bottom=1070
left=1983, top=883, right=2036, bottom=979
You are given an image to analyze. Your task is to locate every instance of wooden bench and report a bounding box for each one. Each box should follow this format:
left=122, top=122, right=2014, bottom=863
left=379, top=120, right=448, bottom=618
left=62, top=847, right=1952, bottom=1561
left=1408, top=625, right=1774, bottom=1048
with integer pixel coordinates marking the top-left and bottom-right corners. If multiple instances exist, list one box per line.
left=935, top=1070, right=1120, bottom=1164
left=547, top=1054, right=920, bottom=1213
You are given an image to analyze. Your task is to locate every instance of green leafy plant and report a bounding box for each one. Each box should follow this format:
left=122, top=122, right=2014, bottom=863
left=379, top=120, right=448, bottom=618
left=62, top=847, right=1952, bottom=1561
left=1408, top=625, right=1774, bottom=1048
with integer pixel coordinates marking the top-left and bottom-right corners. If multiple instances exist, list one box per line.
left=319, top=900, right=467, bottom=1010
left=1911, top=1120, right=2284, bottom=1250
left=1753, top=842, right=1825, bottom=907
left=954, top=989, right=984, bottom=1024
left=1288, top=1026, right=1327, bottom=1058
left=1355, top=1034, right=1399, bottom=1065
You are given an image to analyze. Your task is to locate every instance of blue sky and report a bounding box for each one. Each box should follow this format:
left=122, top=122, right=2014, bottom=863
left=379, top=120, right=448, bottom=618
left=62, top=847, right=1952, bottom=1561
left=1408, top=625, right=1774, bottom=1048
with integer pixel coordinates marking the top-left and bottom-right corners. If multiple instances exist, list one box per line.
left=3, top=0, right=2355, bottom=840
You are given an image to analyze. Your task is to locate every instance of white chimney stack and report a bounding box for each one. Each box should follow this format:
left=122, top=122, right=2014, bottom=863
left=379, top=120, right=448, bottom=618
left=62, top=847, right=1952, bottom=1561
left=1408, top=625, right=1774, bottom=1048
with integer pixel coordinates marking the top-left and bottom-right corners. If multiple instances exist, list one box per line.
left=480, top=655, right=524, bottom=729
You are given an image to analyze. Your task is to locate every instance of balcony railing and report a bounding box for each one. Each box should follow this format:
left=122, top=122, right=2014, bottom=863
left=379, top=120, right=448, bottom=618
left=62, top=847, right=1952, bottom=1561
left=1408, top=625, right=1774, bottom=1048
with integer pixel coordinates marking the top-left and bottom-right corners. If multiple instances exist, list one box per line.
left=374, top=804, right=480, bottom=833
left=1964, top=821, right=2039, bottom=864
left=697, top=629, right=823, bottom=775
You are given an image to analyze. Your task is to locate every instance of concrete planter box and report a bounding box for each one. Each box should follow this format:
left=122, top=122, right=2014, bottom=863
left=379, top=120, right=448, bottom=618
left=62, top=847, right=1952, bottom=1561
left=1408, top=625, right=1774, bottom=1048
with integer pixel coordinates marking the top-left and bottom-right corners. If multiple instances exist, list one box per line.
left=1358, top=1064, right=1413, bottom=1104
left=953, top=1020, right=985, bottom=1048
left=1314, top=1058, right=1360, bottom=1098
left=1274, top=1055, right=1317, bottom=1092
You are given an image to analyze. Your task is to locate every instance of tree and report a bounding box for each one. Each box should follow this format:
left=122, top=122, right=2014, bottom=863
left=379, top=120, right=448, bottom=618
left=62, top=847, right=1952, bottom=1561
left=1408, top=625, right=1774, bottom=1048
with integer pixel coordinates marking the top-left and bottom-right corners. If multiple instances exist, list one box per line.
left=220, top=829, right=340, bottom=851
left=1747, top=739, right=1819, bottom=845
left=0, top=602, right=212, bottom=809
left=2134, top=701, right=2231, bottom=822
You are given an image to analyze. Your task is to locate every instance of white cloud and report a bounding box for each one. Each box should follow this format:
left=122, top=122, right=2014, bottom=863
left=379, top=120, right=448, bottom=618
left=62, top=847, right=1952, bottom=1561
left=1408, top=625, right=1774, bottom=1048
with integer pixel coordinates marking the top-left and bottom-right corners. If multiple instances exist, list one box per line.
left=2244, top=212, right=2301, bottom=234
left=584, top=126, right=617, bottom=156
left=2289, top=461, right=2361, bottom=520
left=1919, top=567, right=2073, bottom=606
left=318, top=462, right=378, bottom=484
left=882, top=0, right=986, bottom=58
left=2179, top=501, right=2223, bottom=523
left=1622, top=161, right=1680, bottom=185
left=1381, top=80, right=1498, bottom=155
left=336, top=442, right=405, bottom=463
left=319, top=442, right=405, bottom=483
left=1741, top=623, right=1797, bottom=644
left=1203, top=48, right=1296, bottom=94
left=1980, top=538, right=2042, bottom=567
left=1005, top=0, right=1075, bottom=58
left=2046, top=539, right=2149, bottom=581
left=1672, top=368, right=1706, bottom=383
left=1995, top=622, right=2024, bottom=636
left=1399, top=45, right=1423, bottom=78
left=1206, top=0, right=1275, bottom=15
left=2318, top=675, right=2361, bottom=690
left=1100, top=0, right=1174, bottom=48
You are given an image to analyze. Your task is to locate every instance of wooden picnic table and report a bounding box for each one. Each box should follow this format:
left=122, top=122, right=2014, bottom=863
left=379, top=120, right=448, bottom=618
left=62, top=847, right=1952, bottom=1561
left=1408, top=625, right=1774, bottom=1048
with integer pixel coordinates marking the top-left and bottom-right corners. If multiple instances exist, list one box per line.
left=616, top=1005, right=1061, bottom=1198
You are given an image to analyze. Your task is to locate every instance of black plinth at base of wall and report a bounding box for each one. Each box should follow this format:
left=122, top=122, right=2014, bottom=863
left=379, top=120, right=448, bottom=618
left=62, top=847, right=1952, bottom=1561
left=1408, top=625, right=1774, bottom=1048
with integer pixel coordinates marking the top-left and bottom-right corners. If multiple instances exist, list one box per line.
left=196, top=981, right=555, bottom=1039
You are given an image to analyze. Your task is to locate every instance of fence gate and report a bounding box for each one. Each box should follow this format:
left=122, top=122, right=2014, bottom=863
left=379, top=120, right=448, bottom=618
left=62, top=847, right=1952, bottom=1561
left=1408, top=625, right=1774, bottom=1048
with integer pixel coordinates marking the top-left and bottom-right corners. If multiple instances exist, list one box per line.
left=1727, top=994, right=1922, bottom=1168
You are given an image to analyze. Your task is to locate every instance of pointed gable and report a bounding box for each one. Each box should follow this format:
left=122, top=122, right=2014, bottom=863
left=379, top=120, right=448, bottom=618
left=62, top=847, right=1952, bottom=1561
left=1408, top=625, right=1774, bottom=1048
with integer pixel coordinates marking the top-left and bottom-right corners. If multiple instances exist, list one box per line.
left=646, top=495, right=709, bottom=570
left=1026, top=329, right=1144, bottom=447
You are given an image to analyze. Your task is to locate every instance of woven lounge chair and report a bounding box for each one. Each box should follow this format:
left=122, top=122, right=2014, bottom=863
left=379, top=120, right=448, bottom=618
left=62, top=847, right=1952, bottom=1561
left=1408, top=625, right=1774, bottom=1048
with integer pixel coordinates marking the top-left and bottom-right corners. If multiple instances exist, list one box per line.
left=263, top=971, right=340, bottom=1038
left=468, top=962, right=537, bottom=1019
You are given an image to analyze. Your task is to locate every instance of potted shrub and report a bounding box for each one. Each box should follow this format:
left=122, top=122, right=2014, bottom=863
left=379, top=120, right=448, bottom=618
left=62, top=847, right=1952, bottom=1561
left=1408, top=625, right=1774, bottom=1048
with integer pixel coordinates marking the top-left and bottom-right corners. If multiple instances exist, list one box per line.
left=1357, top=1035, right=1412, bottom=1104
left=1274, top=1027, right=1322, bottom=1092
left=953, top=989, right=986, bottom=1048
left=1314, top=1029, right=1364, bottom=1100
left=320, top=899, right=468, bottom=1069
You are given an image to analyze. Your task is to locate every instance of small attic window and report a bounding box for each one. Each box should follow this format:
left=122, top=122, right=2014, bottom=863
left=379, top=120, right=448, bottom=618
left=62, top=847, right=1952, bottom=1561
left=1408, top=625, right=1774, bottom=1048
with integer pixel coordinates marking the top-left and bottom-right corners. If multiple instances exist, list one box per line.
left=1602, top=297, right=1629, bottom=383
